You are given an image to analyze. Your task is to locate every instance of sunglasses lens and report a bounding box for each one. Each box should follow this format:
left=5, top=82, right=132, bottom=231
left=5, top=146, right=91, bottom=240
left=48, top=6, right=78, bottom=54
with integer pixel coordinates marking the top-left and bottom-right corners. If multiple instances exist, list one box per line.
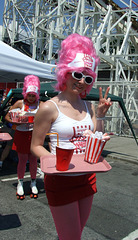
left=73, top=72, right=83, bottom=80
left=85, top=76, right=93, bottom=84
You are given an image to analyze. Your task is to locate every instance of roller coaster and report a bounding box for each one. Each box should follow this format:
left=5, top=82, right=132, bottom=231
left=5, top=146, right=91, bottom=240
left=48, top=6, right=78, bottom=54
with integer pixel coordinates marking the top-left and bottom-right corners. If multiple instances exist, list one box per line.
left=1, top=0, right=138, bottom=137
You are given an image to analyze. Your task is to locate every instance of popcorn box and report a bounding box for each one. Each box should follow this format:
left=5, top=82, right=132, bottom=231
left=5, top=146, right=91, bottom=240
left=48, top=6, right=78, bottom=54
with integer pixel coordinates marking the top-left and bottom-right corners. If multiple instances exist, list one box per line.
left=9, top=109, right=28, bottom=123
left=18, top=115, right=28, bottom=123
left=9, top=110, right=20, bottom=122
left=84, top=135, right=106, bottom=164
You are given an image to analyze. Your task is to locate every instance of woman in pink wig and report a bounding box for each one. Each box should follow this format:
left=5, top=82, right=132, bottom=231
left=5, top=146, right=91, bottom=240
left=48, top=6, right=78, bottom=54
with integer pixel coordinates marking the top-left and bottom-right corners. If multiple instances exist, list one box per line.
left=6, top=75, right=41, bottom=200
left=31, top=34, right=112, bottom=239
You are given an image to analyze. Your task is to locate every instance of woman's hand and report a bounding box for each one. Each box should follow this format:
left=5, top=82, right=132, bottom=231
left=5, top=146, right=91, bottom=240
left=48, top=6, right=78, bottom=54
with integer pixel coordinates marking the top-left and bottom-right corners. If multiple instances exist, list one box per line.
left=102, top=133, right=110, bottom=141
left=97, top=87, right=112, bottom=118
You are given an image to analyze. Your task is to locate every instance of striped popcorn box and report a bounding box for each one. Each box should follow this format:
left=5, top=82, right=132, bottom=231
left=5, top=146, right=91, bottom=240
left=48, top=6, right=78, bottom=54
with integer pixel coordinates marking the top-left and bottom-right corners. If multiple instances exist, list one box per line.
left=10, top=111, right=19, bottom=122
left=9, top=108, right=21, bottom=122
left=84, top=136, right=106, bottom=164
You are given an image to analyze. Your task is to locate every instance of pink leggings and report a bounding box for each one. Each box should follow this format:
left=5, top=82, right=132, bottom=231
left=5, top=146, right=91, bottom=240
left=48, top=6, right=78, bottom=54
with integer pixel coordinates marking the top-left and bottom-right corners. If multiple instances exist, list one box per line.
left=17, top=153, right=37, bottom=179
left=50, top=195, right=94, bottom=240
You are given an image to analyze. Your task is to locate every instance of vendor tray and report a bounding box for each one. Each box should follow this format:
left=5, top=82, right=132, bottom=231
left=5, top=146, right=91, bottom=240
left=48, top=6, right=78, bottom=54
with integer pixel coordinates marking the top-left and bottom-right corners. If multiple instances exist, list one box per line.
left=40, top=154, right=112, bottom=175
left=0, top=133, right=12, bottom=141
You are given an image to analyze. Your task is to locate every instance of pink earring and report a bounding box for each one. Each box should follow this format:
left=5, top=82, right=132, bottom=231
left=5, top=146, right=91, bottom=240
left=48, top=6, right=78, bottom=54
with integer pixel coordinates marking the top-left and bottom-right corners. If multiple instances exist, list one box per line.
left=80, top=90, right=86, bottom=99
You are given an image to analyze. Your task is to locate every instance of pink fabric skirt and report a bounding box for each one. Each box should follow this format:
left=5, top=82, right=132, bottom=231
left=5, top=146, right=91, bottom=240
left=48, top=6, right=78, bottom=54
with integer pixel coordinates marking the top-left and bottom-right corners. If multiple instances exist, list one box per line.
left=12, top=130, right=32, bottom=154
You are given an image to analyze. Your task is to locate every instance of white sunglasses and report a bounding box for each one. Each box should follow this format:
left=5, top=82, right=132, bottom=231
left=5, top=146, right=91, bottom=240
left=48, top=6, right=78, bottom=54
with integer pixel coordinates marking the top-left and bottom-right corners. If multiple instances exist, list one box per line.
left=72, top=72, right=94, bottom=85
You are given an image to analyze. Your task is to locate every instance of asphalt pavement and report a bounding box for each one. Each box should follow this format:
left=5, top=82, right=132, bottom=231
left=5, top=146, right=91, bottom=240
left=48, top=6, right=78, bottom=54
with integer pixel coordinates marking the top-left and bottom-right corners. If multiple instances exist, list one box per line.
left=0, top=135, right=138, bottom=240
left=102, top=135, right=138, bottom=164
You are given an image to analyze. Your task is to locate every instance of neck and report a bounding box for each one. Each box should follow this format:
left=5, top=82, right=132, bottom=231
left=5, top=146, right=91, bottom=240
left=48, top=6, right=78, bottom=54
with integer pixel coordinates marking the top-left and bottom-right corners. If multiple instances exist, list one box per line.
left=24, top=99, right=37, bottom=105
left=60, top=91, right=81, bottom=104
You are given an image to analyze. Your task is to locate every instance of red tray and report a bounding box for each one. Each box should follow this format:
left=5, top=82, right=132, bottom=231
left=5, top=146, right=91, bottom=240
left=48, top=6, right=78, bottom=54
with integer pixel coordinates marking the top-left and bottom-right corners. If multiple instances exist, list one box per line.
left=40, top=154, right=112, bottom=175
left=0, top=133, right=12, bottom=141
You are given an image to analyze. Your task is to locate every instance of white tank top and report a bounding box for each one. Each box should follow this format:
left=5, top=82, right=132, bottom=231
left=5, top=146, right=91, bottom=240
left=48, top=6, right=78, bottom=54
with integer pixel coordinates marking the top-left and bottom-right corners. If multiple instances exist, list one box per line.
left=49, top=100, right=94, bottom=155
left=21, top=100, right=39, bottom=114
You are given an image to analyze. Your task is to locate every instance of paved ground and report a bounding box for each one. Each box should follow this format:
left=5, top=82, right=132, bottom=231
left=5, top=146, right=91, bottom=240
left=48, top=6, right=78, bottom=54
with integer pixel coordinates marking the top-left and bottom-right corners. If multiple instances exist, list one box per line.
left=102, top=135, right=138, bottom=164
left=1, top=158, right=138, bottom=240
left=0, top=135, right=138, bottom=240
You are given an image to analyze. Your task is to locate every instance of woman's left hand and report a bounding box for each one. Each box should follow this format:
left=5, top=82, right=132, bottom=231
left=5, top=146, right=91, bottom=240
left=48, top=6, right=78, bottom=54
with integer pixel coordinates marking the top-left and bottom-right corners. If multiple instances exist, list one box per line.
left=97, top=87, right=112, bottom=117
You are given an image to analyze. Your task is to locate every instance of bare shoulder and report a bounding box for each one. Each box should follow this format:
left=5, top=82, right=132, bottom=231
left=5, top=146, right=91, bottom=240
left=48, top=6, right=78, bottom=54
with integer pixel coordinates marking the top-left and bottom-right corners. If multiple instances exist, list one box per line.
left=36, top=98, right=58, bottom=123
left=10, top=99, right=23, bottom=110
left=86, top=100, right=94, bottom=110
left=39, top=98, right=57, bottom=112
left=85, top=100, right=95, bottom=117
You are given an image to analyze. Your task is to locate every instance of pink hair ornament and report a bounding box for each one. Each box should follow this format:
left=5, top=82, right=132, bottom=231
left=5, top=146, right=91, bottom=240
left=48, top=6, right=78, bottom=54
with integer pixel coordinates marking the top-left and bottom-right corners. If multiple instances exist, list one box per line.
left=22, top=75, right=40, bottom=101
left=55, top=33, right=100, bottom=93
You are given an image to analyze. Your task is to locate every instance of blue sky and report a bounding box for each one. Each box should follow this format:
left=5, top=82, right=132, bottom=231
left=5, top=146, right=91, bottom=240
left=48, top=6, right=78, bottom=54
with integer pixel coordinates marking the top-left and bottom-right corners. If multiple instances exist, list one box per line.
left=0, top=0, right=4, bottom=25
left=0, top=0, right=135, bottom=26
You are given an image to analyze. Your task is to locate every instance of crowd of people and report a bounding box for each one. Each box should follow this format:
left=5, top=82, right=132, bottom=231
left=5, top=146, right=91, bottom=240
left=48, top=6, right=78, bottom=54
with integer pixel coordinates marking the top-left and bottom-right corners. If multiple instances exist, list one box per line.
left=1, top=33, right=112, bottom=239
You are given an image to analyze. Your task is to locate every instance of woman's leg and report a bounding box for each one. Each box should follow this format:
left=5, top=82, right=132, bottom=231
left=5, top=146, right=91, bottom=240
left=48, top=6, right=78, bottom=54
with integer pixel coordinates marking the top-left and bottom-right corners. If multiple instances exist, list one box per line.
left=50, top=201, right=82, bottom=240
left=16, top=153, right=28, bottom=199
left=28, top=153, right=38, bottom=198
left=17, top=153, right=28, bottom=179
left=0, top=144, right=11, bottom=162
left=28, top=153, right=37, bottom=179
left=78, top=195, right=94, bottom=232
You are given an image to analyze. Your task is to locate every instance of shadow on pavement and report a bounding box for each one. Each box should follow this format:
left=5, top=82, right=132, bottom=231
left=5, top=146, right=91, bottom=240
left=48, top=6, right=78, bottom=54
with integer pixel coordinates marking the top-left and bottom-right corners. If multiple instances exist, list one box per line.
left=102, top=149, right=133, bottom=159
left=0, top=214, right=21, bottom=230
left=0, top=149, right=18, bottom=177
left=0, top=160, right=17, bottom=176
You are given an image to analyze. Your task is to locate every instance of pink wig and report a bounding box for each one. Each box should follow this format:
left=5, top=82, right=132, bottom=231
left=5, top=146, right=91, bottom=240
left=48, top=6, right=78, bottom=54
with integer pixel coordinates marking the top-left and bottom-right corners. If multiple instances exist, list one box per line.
left=55, top=33, right=100, bottom=93
left=22, top=75, right=40, bottom=101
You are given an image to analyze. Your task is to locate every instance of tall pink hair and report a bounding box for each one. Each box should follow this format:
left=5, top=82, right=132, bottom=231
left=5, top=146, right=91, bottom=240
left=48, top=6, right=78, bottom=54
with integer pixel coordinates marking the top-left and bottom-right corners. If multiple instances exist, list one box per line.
left=55, top=33, right=100, bottom=93
left=22, top=75, right=40, bottom=101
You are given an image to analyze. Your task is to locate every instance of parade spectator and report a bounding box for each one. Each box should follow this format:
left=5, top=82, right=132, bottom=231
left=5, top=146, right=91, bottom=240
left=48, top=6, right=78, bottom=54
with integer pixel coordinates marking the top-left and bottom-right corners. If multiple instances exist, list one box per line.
left=0, top=97, right=18, bottom=169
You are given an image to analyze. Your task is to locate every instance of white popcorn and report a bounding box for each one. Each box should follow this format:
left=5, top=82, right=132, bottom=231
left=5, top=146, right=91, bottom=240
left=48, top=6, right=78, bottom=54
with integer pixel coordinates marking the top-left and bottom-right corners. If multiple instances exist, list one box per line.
left=91, top=131, right=103, bottom=139
left=18, top=111, right=26, bottom=116
left=83, top=131, right=110, bottom=142
left=83, top=130, right=93, bottom=137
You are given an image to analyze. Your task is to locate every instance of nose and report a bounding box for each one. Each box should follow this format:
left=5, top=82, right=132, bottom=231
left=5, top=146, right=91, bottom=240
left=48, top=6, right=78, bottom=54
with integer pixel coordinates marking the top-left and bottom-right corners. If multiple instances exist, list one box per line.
left=78, top=77, right=85, bottom=84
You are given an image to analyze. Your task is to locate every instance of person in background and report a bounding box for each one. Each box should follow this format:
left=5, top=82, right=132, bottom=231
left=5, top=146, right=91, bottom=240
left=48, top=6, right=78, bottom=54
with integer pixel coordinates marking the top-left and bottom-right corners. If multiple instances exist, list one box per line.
left=31, top=34, right=112, bottom=240
left=0, top=97, right=18, bottom=169
left=0, top=125, right=15, bottom=169
left=6, top=75, right=41, bottom=200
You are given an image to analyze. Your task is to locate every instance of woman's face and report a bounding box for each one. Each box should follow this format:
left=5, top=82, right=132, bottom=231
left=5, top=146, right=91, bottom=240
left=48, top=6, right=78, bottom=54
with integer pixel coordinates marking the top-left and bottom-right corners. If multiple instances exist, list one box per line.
left=26, top=93, right=36, bottom=103
left=66, top=71, right=90, bottom=95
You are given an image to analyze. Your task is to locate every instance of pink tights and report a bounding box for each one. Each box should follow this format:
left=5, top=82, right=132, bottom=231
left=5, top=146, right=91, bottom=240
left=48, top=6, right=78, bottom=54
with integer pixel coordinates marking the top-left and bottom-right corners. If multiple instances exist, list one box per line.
left=50, top=195, right=94, bottom=240
left=17, top=153, right=37, bottom=179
